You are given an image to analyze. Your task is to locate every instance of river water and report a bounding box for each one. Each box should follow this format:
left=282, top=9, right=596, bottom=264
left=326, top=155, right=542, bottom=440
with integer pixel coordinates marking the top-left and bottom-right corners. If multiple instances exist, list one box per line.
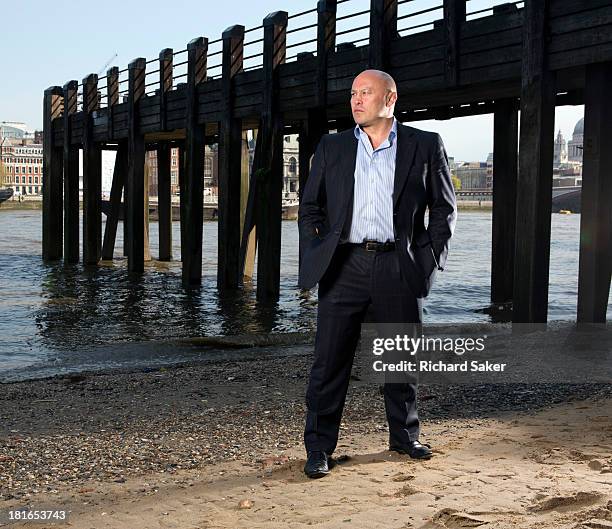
left=0, top=209, right=609, bottom=381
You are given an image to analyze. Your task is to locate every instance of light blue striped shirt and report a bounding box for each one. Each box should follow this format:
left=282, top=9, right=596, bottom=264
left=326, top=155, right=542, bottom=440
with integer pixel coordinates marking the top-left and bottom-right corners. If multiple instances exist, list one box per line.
left=348, top=116, right=397, bottom=243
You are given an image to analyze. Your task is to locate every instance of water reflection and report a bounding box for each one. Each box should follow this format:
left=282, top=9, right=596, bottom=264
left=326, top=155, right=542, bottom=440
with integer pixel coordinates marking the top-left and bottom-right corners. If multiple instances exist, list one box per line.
left=1, top=209, right=609, bottom=379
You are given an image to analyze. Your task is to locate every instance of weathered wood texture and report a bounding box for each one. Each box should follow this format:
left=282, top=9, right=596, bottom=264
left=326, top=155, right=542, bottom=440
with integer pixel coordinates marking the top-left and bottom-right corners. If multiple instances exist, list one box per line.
left=182, top=37, right=208, bottom=288
left=218, top=25, right=245, bottom=290
left=491, top=97, right=518, bottom=305
left=42, top=87, right=64, bottom=261
left=50, top=2, right=612, bottom=147
left=101, top=142, right=127, bottom=260
left=577, top=61, right=612, bottom=323
left=126, top=58, right=147, bottom=273
left=514, top=0, right=556, bottom=323
left=82, top=74, right=102, bottom=265
left=63, top=80, right=79, bottom=263
left=157, top=142, right=173, bottom=261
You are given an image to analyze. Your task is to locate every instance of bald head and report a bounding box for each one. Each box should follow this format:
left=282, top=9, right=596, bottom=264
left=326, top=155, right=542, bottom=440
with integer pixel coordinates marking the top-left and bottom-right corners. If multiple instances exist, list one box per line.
left=353, top=69, right=397, bottom=93
left=350, top=69, right=397, bottom=127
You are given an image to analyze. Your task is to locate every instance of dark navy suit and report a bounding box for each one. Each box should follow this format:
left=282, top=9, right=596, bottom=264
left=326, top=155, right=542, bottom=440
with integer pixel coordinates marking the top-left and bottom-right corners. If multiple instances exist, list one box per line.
left=299, top=121, right=457, bottom=454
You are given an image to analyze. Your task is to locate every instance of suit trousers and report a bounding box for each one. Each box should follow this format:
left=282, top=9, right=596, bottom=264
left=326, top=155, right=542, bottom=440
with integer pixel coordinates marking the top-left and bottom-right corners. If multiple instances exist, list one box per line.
left=304, top=243, right=423, bottom=455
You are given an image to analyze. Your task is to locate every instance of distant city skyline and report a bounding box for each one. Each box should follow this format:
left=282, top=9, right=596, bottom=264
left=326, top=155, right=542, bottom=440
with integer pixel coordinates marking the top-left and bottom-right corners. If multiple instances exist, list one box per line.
left=1, top=0, right=584, bottom=162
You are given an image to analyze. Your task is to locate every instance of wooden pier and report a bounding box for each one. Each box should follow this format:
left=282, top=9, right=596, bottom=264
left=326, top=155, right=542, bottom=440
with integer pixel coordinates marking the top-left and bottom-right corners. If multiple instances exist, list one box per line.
left=43, top=0, right=612, bottom=322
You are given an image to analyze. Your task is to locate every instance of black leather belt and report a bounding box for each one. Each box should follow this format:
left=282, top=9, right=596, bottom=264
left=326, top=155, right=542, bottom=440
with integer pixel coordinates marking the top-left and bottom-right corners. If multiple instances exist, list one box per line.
left=344, top=240, right=396, bottom=252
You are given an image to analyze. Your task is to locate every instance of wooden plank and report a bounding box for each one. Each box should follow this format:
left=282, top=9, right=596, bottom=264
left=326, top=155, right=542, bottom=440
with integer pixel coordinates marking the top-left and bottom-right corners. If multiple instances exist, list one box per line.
left=513, top=0, right=556, bottom=323
left=460, top=44, right=522, bottom=70
left=550, top=0, right=611, bottom=18
left=218, top=25, right=245, bottom=289
left=461, top=27, right=522, bottom=55
left=549, top=24, right=612, bottom=54
left=443, top=0, right=465, bottom=86
left=42, top=86, right=64, bottom=261
left=491, top=98, right=519, bottom=305
left=577, top=61, right=612, bottom=323
left=182, top=37, right=208, bottom=288
left=126, top=58, right=147, bottom=272
left=101, top=142, right=127, bottom=260
left=461, top=10, right=523, bottom=39
left=550, top=41, right=612, bottom=70
left=157, top=142, right=173, bottom=261
left=63, top=80, right=79, bottom=263
left=460, top=61, right=521, bottom=84
left=550, top=5, right=612, bottom=33
left=82, top=73, right=102, bottom=265
left=389, top=44, right=445, bottom=68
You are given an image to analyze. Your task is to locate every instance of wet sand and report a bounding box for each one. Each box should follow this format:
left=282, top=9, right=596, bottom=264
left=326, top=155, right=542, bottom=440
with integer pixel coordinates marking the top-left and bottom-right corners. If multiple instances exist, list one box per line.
left=0, top=339, right=610, bottom=528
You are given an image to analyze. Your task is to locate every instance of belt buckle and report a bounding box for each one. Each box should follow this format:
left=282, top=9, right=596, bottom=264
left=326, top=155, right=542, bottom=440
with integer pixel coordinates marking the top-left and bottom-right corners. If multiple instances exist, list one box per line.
left=365, top=241, right=377, bottom=252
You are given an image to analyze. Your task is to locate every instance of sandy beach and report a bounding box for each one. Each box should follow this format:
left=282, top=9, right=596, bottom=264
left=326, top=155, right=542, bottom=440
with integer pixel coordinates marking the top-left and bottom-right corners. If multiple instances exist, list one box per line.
left=1, top=338, right=611, bottom=529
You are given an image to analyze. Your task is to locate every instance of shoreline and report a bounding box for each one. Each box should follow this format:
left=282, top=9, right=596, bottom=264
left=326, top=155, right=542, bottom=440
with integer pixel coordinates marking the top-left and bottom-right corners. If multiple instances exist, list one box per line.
left=0, top=343, right=610, bottom=527
left=0, top=201, right=494, bottom=213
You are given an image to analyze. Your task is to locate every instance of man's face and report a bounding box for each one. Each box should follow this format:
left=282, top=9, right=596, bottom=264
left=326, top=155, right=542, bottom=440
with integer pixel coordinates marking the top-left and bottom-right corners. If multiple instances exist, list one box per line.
left=350, top=73, right=393, bottom=127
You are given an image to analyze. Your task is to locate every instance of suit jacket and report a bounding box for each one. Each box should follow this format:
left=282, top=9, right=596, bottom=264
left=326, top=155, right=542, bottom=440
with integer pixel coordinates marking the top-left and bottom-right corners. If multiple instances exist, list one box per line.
left=298, top=121, right=457, bottom=298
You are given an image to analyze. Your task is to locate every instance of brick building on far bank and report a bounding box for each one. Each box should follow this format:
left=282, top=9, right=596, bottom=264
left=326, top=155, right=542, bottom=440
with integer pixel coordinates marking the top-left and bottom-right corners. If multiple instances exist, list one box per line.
left=1, top=122, right=43, bottom=196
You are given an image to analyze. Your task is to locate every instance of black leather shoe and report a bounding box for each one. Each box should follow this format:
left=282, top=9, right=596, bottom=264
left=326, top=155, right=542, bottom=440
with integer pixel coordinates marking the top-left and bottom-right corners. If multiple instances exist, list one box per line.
left=304, top=451, right=331, bottom=478
left=389, top=440, right=433, bottom=459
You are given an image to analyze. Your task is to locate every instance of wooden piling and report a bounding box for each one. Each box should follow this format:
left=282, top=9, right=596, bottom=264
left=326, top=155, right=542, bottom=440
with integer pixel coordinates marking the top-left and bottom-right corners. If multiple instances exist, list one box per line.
left=182, top=37, right=208, bottom=288
left=101, top=142, right=127, bottom=260
left=368, top=0, right=397, bottom=70
left=513, top=0, right=556, bottom=323
left=126, top=58, right=146, bottom=273
left=491, top=98, right=518, bottom=305
left=443, top=0, right=465, bottom=87
left=157, top=142, right=173, bottom=261
left=256, top=11, right=288, bottom=302
left=82, top=74, right=102, bottom=265
left=218, top=25, right=245, bottom=289
left=577, top=61, right=612, bottom=323
left=42, top=86, right=64, bottom=261
left=63, top=80, right=79, bottom=263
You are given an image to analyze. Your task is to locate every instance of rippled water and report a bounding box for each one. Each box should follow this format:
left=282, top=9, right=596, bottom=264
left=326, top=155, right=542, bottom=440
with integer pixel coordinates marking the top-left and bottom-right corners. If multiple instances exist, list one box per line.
left=0, top=208, right=609, bottom=380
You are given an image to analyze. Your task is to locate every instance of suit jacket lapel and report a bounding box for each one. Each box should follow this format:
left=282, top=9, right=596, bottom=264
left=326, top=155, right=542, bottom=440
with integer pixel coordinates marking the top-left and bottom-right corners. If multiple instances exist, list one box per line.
left=342, top=130, right=358, bottom=208
left=393, top=124, right=417, bottom=209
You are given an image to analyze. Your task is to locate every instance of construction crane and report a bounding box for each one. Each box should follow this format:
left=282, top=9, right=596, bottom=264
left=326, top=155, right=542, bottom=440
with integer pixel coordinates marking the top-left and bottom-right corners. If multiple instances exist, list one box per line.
left=97, top=53, right=118, bottom=76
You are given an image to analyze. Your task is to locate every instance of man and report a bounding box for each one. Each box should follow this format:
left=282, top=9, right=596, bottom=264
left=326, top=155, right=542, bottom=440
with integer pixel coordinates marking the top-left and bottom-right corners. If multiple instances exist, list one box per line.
left=298, top=69, right=457, bottom=479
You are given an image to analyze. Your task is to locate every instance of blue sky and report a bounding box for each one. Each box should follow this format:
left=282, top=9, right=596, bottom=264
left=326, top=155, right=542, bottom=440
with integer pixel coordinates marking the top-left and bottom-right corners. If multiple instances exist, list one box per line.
left=2, top=0, right=583, bottom=161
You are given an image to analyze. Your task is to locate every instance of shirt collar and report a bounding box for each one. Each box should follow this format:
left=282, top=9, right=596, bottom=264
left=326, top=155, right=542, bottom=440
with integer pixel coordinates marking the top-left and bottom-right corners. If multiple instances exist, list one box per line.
left=353, top=116, right=398, bottom=145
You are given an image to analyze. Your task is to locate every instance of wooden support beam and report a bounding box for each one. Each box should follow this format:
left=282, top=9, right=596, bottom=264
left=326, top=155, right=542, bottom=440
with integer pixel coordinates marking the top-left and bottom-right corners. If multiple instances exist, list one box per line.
left=159, top=48, right=173, bottom=131
left=443, top=0, right=465, bottom=87
left=82, top=73, right=102, bottom=265
left=491, top=97, right=519, bottom=305
left=102, top=142, right=127, bottom=260
left=42, top=86, right=64, bottom=261
left=178, top=142, right=186, bottom=261
left=182, top=37, right=208, bottom=288
left=256, top=11, right=287, bottom=302
left=107, top=66, right=119, bottom=139
left=577, top=61, right=612, bottom=323
left=157, top=142, right=173, bottom=261
left=126, top=58, right=146, bottom=273
left=63, top=80, right=79, bottom=263
left=369, top=0, right=397, bottom=70
left=299, top=1, right=337, bottom=273
left=218, top=25, right=245, bottom=290
left=514, top=0, right=556, bottom=323
left=240, top=130, right=255, bottom=280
